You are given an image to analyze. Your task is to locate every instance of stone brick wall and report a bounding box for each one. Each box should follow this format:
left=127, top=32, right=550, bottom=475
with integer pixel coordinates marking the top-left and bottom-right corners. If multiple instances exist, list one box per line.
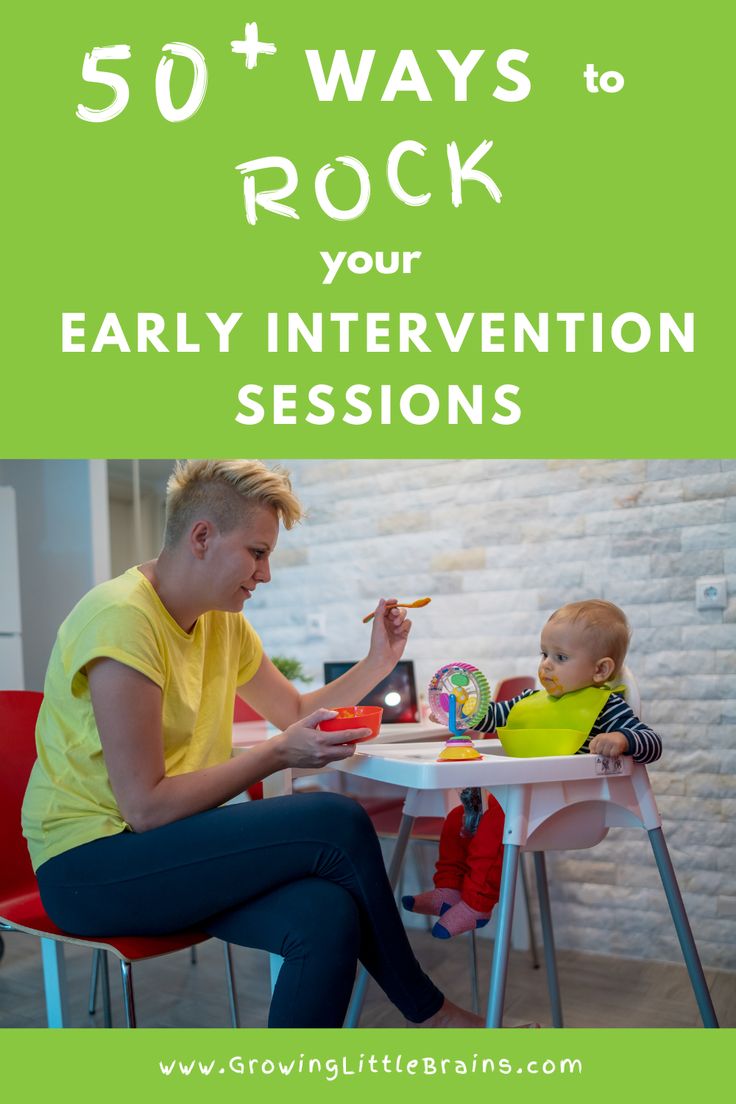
left=248, top=459, right=736, bottom=970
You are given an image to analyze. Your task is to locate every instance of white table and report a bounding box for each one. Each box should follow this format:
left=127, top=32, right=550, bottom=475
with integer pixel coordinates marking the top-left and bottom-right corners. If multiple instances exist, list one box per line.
left=233, top=719, right=447, bottom=748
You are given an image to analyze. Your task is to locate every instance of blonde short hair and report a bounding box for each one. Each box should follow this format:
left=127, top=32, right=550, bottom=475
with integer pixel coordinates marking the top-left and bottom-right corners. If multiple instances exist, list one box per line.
left=546, top=599, right=631, bottom=680
left=164, top=460, right=304, bottom=548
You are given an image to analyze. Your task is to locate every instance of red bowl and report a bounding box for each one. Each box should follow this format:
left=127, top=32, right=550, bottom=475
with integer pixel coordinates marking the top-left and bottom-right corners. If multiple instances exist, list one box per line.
left=317, top=706, right=383, bottom=742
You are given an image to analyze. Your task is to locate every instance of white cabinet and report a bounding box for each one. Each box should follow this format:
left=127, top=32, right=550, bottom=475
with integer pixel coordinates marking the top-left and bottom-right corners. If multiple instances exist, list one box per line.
left=0, top=485, right=24, bottom=688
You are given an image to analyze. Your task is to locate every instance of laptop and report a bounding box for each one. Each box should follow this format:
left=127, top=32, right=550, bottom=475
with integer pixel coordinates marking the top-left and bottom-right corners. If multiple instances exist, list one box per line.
left=322, top=659, right=419, bottom=724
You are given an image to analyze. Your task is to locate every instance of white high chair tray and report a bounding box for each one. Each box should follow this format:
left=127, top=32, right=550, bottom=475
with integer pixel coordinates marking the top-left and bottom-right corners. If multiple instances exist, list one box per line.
left=333, top=740, right=634, bottom=789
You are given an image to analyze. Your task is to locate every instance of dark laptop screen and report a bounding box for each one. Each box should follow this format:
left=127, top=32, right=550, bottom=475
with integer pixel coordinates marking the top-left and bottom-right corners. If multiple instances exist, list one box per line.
left=322, top=660, right=419, bottom=724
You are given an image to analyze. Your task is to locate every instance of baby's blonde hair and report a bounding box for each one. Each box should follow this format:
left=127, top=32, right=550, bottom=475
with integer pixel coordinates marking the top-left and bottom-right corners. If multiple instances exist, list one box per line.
left=164, top=460, right=304, bottom=548
left=546, top=599, right=631, bottom=679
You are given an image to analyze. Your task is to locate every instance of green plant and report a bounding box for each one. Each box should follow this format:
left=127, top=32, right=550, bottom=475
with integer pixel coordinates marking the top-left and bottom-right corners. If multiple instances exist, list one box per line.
left=271, top=655, right=312, bottom=683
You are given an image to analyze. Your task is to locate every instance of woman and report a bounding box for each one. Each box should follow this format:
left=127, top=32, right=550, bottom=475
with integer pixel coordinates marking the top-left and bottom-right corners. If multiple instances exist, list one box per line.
left=22, top=459, right=480, bottom=1028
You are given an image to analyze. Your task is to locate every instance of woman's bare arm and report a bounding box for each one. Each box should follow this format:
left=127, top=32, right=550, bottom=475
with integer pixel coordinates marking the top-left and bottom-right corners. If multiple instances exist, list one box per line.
left=88, top=658, right=363, bottom=832
left=240, top=598, right=412, bottom=729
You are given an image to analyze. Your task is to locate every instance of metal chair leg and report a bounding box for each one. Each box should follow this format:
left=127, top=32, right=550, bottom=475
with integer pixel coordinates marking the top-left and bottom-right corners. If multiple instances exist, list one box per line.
left=468, top=929, right=480, bottom=1014
left=99, top=950, right=112, bottom=1027
left=223, top=942, right=240, bottom=1027
left=486, top=843, right=520, bottom=1027
left=190, top=946, right=198, bottom=965
left=345, top=812, right=415, bottom=1028
left=519, top=852, right=540, bottom=968
left=88, top=949, right=100, bottom=1015
left=120, top=960, right=136, bottom=1028
left=41, top=938, right=70, bottom=1028
left=88, top=949, right=112, bottom=1027
left=533, top=851, right=563, bottom=1027
left=648, top=827, right=719, bottom=1027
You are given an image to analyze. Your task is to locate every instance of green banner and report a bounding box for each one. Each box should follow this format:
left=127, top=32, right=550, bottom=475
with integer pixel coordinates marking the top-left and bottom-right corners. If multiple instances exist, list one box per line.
left=1, top=1028, right=733, bottom=1101
left=4, top=1, right=731, bottom=456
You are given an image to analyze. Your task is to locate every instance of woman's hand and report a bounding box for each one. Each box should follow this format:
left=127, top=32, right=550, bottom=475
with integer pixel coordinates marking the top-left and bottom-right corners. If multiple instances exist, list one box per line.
left=366, top=598, right=412, bottom=673
left=274, top=709, right=370, bottom=769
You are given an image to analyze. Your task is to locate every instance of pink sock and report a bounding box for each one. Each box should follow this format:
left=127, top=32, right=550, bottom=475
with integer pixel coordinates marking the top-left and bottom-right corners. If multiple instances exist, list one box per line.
left=401, top=888, right=461, bottom=917
left=432, top=899, right=492, bottom=939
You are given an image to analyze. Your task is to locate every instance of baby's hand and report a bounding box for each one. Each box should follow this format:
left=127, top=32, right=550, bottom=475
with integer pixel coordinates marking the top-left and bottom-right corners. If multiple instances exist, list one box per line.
left=588, top=731, right=628, bottom=757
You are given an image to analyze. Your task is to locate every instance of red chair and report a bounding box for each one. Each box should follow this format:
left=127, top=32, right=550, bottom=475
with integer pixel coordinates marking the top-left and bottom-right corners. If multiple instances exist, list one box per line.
left=88, top=693, right=269, bottom=1018
left=233, top=697, right=263, bottom=723
left=0, top=690, right=240, bottom=1028
left=493, top=676, right=536, bottom=706
left=233, top=696, right=264, bottom=800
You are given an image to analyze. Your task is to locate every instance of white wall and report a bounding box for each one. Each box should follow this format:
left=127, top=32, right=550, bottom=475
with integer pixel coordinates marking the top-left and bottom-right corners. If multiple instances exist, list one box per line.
left=108, top=493, right=165, bottom=577
left=106, top=459, right=171, bottom=576
left=246, top=459, right=736, bottom=970
left=0, top=461, right=110, bottom=690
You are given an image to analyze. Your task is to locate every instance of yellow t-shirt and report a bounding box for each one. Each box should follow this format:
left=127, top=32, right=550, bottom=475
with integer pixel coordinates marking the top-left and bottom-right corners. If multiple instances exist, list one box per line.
left=21, top=566, right=263, bottom=871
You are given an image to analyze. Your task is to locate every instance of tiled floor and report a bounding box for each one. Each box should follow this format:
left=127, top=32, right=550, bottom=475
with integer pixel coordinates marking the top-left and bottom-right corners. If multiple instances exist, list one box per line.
left=0, top=927, right=732, bottom=1029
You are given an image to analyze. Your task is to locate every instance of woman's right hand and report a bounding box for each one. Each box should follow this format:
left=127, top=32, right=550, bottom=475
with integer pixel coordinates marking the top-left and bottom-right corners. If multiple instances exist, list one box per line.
left=275, top=709, right=370, bottom=769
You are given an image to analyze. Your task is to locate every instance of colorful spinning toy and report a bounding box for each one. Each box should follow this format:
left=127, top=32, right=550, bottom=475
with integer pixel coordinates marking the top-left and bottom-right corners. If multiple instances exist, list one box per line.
left=428, top=662, right=491, bottom=761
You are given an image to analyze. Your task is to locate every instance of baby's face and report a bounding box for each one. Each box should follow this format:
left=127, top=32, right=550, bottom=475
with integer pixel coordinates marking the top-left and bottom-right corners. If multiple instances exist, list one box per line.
left=538, top=622, right=607, bottom=697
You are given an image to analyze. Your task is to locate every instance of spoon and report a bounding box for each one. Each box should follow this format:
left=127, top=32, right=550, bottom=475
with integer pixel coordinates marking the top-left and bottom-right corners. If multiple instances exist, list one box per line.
left=362, top=597, right=431, bottom=623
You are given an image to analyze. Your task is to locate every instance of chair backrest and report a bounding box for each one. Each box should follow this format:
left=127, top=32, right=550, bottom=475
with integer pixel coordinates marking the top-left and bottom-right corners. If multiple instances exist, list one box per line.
left=521, top=665, right=648, bottom=852
left=233, top=696, right=263, bottom=723
left=0, top=691, right=43, bottom=900
left=493, top=675, right=537, bottom=701
left=620, top=664, right=642, bottom=717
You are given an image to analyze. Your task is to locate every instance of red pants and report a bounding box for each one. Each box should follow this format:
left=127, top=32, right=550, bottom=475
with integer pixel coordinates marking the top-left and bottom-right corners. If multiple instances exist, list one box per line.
left=433, top=795, right=505, bottom=912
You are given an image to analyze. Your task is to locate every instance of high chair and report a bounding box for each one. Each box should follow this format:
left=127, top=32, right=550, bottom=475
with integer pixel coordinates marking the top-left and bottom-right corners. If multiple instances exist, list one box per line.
left=336, top=667, right=719, bottom=1029
left=0, top=690, right=241, bottom=1028
left=353, top=666, right=538, bottom=1011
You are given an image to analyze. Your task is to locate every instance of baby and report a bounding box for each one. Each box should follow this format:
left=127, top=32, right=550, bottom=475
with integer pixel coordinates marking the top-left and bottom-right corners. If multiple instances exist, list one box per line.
left=403, top=599, right=662, bottom=939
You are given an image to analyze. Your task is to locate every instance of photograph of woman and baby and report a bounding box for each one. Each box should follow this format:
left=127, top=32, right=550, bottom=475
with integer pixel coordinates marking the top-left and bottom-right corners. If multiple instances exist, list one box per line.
left=9, top=459, right=727, bottom=1029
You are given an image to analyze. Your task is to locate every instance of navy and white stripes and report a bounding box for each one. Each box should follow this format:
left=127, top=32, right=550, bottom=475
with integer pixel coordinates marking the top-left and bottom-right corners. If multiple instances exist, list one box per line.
left=473, top=690, right=663, bottom=764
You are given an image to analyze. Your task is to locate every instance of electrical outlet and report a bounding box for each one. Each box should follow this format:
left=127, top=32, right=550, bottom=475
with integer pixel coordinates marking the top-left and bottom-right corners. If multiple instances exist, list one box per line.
left=695, top=576, right=728, bottom=611
left=306, top=612, right=327, bottom=638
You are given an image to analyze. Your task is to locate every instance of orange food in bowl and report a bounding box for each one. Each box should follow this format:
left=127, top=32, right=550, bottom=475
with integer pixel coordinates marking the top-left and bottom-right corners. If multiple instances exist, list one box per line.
left=317, top=706, right=383, bottom=742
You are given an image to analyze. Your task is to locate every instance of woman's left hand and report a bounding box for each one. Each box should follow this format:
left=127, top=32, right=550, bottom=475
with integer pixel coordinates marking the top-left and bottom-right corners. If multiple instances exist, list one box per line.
left=367, top=598, right=412, bottom=671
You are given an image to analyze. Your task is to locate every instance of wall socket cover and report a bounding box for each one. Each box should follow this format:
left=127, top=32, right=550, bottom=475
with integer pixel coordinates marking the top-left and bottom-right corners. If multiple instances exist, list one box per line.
left=695, top=576, right=728, bottom=610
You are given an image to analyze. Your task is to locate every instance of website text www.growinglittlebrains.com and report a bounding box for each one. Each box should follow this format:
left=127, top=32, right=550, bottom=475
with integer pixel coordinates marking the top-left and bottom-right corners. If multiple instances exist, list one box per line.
left=158, top=1051, right=584, bottom=1082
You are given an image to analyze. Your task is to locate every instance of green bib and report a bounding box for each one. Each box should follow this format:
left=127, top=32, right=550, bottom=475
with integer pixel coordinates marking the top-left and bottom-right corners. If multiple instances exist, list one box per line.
left=502, top=684, right=622, bottom=735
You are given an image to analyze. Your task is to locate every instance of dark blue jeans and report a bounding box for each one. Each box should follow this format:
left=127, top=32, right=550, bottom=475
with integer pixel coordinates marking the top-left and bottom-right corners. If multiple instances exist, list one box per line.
left=36, top=792, right=444, bottom=1027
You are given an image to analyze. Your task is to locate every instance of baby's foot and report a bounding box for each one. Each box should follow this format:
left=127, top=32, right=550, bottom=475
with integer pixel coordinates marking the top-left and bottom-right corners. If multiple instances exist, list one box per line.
left=402, top=887, right=461, bottom=917
left=432, top=899, right=491, bottom=939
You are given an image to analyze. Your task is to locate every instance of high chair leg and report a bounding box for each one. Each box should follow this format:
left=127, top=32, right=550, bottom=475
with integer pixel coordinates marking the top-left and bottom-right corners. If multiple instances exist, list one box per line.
left=468, top=929, right=480, bottom=1014
left=533, top=851, right=563, bottom=1027
left=648, top=827, right=719, bottom=1027
left=486, top=843, right=520, bottom=1028
left=519, top=852, right=540, bottom=969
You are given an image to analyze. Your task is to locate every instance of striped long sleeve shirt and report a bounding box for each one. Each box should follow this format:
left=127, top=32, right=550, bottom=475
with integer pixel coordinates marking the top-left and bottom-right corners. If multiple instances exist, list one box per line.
left=473, top=690, right=663, bottom=764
